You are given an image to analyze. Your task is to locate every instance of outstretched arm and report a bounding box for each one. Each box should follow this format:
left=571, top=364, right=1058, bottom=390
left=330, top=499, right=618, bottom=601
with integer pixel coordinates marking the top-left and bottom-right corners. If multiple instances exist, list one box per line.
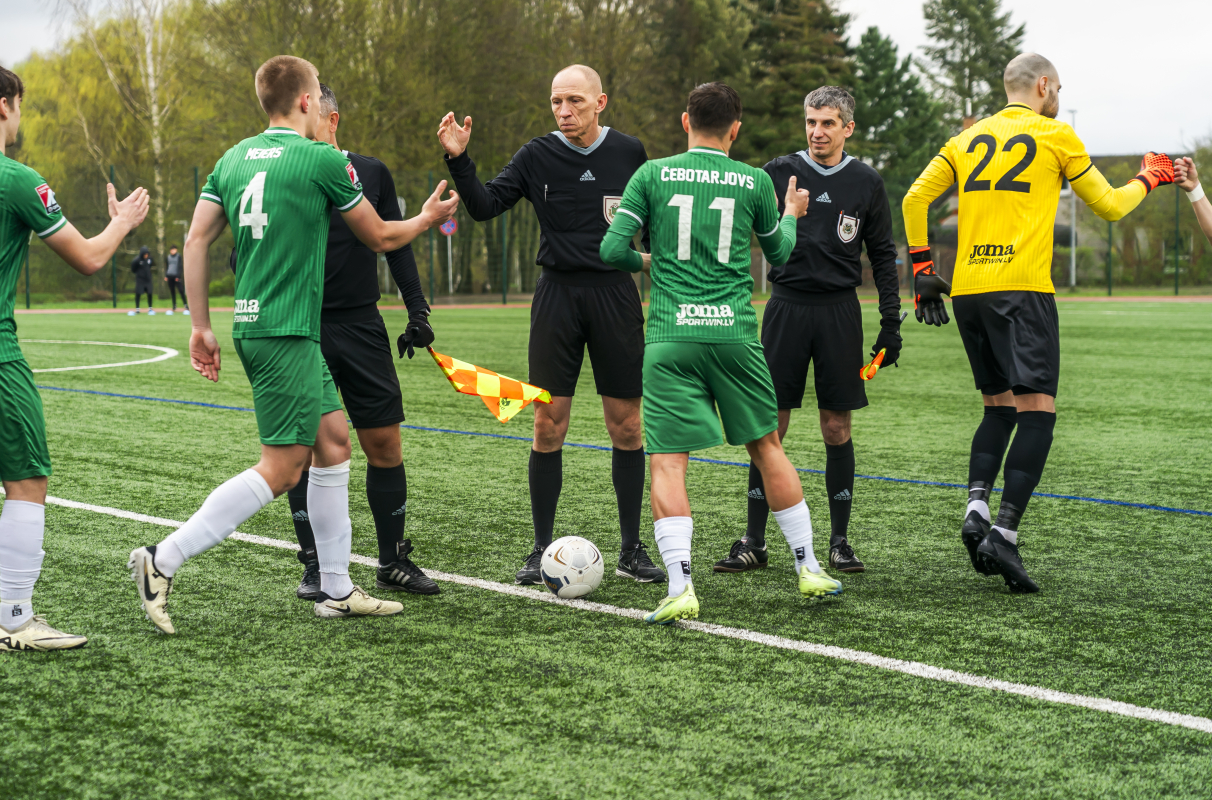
left=439, top=113, right=528, bottom=221
left=184, top=198, right=228, bottom=382
left=1175, top=157, right=1212, bottom=245
left=341, top=180, right=459, bottom=253
left=42, top=184, right=149, bottom=275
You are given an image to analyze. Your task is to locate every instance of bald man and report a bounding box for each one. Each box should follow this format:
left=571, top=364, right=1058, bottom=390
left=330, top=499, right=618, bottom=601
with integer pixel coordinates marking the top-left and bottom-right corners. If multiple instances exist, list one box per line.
left=903, top=53, right=1170, bottom=593
left=438, top=64, right=664, bottom=586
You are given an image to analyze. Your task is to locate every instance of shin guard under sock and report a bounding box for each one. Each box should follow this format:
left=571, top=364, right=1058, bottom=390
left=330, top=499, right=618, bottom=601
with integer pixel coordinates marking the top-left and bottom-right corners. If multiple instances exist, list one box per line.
left=0, top=500, right=45, bottom=631
left=654, top=516, right=693, bottom=597
left=997, top=411, right=1056, bottom=544
left=157, top=469, right=274, bottom=576
left=745, top=462, right=769, bottom=548
left=529, top=449, right=562, bottom=550
left=287, top=469, right=315, bottom=553
left=612, top=447, right=645, bottom=550
left=366, top=463, right=408, bottom=565
left=825, top=440, right=855, bottom=548
left=968, top=406, right=1017, bottom=521
left=309, top=461, right=354, bottom=599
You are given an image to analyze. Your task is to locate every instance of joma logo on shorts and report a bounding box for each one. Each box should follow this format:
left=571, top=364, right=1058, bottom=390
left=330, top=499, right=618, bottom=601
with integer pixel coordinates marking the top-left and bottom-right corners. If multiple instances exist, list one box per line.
left=968, top=243, right=1016, bottom=264
left=234, top=299, right=260, bottom=313
left=675, top=303, right=736, bottom=326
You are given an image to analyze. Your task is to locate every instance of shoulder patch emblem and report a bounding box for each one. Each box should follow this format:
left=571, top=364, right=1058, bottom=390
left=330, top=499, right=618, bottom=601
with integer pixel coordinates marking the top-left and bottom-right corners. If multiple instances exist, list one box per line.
left=603, top=196, right=622, bottom=224
left=837, top=212, right=859, bottom=243
left=346, top=162, right=360, bottom=186
left=35, top=184, right=61, bottom=215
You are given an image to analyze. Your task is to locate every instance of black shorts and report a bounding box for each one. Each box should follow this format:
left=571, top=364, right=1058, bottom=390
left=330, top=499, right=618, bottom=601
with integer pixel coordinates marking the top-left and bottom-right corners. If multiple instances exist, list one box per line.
left=761, top=289, right=867, bottom=411
left=528, top=274, right=644, bottom=398
left=319, top=314, right=405, bottom=429
left=952, top=290, right=1060, bottom=397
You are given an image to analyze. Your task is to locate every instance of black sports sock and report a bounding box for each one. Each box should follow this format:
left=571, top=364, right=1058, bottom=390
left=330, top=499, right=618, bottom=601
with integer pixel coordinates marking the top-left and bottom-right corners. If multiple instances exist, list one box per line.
left=825, top=439, right=856, bottom=549
left=745, top=462, right=768, bottom=548
left=969, top=405, right=1018, bottom=488
left=529, top=449, right=562, bottom=549
left=366, top=463, right=408, bottom=565
left=612, top=447, right=645, bottom=550
left=998, top=411, right=1056, bottom=527
left=287, top=469, right=315, bottom=553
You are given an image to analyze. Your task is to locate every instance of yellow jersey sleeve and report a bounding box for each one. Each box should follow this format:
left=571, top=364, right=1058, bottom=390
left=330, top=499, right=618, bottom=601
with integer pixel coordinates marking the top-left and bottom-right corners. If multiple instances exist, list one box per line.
left=1070, top=165, right=1148, bottom=222
left=903, top=149, right=957, bottom=248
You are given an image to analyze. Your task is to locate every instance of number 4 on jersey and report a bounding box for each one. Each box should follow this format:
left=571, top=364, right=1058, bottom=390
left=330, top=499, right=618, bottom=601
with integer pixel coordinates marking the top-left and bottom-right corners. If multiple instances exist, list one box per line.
left=239, top=171, right=269, bottom=239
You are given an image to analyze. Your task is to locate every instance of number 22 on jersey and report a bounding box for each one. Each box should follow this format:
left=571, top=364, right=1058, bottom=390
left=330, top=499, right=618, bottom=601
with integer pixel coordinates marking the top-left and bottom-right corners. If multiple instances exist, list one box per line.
left=239, top=171, right=269, bottom=239
left=668, top=194, right=736, bottom=263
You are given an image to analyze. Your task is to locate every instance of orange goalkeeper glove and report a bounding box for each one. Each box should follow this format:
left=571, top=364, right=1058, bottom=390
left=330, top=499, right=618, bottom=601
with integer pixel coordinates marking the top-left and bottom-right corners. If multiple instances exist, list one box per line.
left=1132, top=152, right=1175, bottom=193
left=911, top=246, right=951, bottom=326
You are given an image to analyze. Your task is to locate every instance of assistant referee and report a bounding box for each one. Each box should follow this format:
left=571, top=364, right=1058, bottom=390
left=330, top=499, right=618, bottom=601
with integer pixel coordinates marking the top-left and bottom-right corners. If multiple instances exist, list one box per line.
left=713, top=86, right=901, bottom=577
left=286, top=83, right=440, bottom=598
left=437, top=64, right=664, bottom=586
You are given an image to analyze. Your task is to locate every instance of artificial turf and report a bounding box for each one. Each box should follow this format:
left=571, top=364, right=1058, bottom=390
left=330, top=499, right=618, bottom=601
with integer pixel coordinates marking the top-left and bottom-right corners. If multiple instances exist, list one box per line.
left=3, top=300, right=1212, bottom=799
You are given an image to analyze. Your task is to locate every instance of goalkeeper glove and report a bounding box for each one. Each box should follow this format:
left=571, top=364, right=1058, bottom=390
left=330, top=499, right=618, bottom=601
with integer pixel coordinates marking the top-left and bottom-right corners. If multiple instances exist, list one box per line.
left=1132, top=152, right=1175, bottom=193
left=871, top=314, right=904, bottom=367
left=396, top=311, right=435, bottom=359
left=911, top=247, right=951, bottom=327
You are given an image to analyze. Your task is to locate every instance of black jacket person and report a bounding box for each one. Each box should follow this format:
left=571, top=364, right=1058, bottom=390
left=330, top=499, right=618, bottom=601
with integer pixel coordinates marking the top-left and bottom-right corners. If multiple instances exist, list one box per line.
left=130, top=246, right=154, bottom=310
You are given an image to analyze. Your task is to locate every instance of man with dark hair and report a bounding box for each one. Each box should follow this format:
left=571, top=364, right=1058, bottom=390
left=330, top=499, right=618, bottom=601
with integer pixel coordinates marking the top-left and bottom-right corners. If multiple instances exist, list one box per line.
left=601, top=82, right=841, bottom=624
left=712, top=85, right=901, bottom=576
left=0, top=65, right=151, bottom=650
left=437, top=64, right=664, bottom=586
left=128, top=55, right=459, bottom=634
left=284, top=83, right=440, bottom=600
left=164, top=244, right=187, bottom=314
left=129, top=245, right=155, bottom=315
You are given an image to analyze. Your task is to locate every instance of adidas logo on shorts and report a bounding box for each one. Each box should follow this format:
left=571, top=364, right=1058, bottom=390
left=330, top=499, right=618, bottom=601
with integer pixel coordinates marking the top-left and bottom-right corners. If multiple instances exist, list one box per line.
left=580, top=170, right=595, bottom=181
left=815, top=192, right=832, bottom=203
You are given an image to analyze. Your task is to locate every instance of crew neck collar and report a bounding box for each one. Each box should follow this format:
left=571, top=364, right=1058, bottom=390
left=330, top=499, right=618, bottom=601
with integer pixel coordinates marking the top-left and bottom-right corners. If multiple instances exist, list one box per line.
left=553, top=127, right=610, bottom=155
left=687, top=147, right=728, bottom=156
left=265, top=126, right=302, bottom=136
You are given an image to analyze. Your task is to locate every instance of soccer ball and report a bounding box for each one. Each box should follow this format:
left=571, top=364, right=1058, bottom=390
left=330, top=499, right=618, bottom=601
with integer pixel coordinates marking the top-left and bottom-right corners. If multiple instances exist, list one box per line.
left=540, top=536, right=604, bottom=599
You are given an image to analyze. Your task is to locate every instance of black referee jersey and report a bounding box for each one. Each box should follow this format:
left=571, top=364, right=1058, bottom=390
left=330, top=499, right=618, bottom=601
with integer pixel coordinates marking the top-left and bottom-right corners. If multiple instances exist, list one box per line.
left=763, top=151, right=900, bottom=317
left=445, top=128, right=648, bottom=285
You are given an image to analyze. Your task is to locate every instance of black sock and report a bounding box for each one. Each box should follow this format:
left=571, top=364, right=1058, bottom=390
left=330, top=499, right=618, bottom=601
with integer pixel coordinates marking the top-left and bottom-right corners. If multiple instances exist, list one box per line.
left=287, top=469, right=315, bottom=553
left=366, top=463, right=408, bottom=565
left=612, top=447, right=645, bottom=550
left=825, top=439, right=855, bottom=548
left=745, top=462, right=768, bottom=548
left=529, top=449, right=562, bottom=549
left=998, top=411, right=1056, bottom=528
left=969, top=406, right=1017, bottom=487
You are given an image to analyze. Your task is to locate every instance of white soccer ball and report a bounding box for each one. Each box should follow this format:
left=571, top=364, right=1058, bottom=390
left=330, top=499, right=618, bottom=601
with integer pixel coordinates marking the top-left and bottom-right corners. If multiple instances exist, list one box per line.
left=540, top=536, right=604, bottom=599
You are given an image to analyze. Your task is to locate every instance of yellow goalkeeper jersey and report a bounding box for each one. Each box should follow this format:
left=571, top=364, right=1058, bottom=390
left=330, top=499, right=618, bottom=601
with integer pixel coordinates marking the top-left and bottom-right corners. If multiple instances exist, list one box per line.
left=903, top=104, right=1147, bottom=296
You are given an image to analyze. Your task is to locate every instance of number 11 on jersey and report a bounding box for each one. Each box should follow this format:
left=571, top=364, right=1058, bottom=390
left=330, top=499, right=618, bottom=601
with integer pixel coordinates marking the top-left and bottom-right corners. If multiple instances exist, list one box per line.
left=668, top=194, right=736, bottom=264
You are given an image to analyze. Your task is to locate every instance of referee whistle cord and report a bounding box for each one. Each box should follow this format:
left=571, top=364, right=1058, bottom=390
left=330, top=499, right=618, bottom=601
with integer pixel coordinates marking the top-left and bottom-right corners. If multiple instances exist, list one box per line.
left=35, top=383, right=1212, bottom=519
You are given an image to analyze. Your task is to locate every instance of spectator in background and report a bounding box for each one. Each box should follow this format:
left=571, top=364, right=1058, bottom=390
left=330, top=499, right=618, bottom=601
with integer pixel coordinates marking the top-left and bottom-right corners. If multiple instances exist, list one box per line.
left=164, top=243, right=188, bottom=315
left=129, top=245, right=154, bottom=315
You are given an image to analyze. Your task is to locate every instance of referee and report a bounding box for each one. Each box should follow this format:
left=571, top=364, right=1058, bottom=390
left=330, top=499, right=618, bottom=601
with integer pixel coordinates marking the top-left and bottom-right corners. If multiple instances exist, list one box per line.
left=437, top=64, right=665, bottom=585
left=287, top=84, right=440, bottom=598
left=713, top=86, right=901, bottom=576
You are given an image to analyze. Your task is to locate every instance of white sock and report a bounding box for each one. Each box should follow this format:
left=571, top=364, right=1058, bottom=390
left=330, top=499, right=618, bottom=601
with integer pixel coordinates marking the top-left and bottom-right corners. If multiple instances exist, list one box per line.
left=772, top=500, right=819, bottom=573
left=654, top=516, right=693, bottom=598
left=966, top=498, right=991, bottom=523
left=0, top=500, right=45, bottom=631
left=993, top=525, right=1018, bottom=545
left=309, top=461, right=354, bottom=599
left=156, top=469, right=274, bottom=576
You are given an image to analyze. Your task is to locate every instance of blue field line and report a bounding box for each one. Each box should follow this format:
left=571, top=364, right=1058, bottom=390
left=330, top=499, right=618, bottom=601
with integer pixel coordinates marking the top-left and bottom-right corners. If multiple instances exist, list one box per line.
left=39, top=384, right=1212, bottom=518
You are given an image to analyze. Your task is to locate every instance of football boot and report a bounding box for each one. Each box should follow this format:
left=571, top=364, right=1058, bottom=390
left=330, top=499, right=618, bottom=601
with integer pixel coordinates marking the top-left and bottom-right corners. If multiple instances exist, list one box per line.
left=376, top=539, right=441, bottom=595
left=713, top=538, right=769, bottom=573
left=0, top=616, right=87, bottom=652
left=314, top=586, right=404, bottom=618
left=828, top=541, right=865, bottom=573
left=616, top=542, right=666, bottom=583
left=128, top=545, right=175, bottom=634
left=798, top=565, right=843, bottom=599
left=961, top=511, right=995, bottom=575
left=644, top=585, right=700, bottom=625
left=515, top=545, right=545, bottom=585
left=976, top=530, right=1040, bottom=593
left=296, top=548, right=322, bottom=601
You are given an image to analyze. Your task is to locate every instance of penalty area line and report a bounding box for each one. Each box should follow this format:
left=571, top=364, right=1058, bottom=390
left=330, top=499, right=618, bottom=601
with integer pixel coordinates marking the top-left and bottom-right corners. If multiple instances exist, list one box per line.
left=29, top=491, right=1212, bottom=736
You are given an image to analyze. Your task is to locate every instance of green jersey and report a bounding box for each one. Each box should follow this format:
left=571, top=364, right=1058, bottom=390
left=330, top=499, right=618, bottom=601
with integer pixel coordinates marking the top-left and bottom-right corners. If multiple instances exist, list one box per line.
left=200, top=127, right=363, bottom=340
left=0, top=155, right=66, bottom=363
left=609, top=146, right=794, bottom=343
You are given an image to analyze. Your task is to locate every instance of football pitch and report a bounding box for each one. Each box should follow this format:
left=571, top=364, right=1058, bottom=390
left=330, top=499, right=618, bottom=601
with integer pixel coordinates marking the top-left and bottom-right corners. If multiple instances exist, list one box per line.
left=5, top=299, right=1212, bottom=799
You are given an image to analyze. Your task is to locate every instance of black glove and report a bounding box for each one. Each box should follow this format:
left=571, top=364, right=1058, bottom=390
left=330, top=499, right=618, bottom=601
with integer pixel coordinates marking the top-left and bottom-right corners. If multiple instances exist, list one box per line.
left=911, top=247, right=951, bottom=326
left=396, top=311, right=435, bottom=359
left=872, top=318, right=903, bottom=367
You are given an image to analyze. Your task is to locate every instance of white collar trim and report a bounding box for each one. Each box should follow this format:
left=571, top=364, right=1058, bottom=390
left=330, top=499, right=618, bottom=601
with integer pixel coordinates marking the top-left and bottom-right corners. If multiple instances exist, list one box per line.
left=553, top=127, right=611, bottom=155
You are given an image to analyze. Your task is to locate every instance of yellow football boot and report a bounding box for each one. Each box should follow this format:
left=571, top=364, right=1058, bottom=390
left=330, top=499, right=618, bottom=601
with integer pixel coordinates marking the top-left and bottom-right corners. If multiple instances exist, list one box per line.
left=644, top=585, right=699, bottom=625
left=314, top=585, right=404, bottom=618
left=0, top=616, right=87, bottom=652
left=798, top=565, right=843, bottom=599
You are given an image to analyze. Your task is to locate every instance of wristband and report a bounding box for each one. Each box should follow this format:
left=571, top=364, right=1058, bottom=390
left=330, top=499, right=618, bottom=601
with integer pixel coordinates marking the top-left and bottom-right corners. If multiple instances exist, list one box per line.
left=1188, top=183, right=1206, bottom=204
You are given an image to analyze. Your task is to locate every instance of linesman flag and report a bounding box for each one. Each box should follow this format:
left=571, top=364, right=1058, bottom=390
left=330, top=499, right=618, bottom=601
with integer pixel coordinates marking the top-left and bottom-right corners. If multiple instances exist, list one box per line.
left=427, top=346, right=552, bottom=423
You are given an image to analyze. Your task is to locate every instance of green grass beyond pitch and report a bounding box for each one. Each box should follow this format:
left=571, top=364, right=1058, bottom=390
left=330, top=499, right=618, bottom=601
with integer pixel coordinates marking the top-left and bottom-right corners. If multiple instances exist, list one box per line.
left=4, top=301, right=1212, bottom=799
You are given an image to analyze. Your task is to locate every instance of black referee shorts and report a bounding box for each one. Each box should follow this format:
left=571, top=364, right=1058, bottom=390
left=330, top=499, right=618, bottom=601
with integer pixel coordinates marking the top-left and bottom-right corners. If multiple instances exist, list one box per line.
left=319, top=315, right=405, bottom=429
left=761, top=289, right=867, bottom=412
left=952, top=290, right=1060, bottom=397
left=528, top=274, right=644, bottom=398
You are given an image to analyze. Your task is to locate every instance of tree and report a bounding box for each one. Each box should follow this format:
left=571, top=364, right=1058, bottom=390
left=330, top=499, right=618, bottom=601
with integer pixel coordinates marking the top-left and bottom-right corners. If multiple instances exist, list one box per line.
left=921, top=0, right=1024, bottom=128
left=849, top=26, right=948, bottom=239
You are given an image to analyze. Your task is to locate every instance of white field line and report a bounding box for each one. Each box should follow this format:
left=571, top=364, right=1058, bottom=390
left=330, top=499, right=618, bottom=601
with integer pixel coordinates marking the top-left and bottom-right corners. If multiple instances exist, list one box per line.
left=32, top=492, right=1212, bottom=736
left=21, top=340, right=178, bottom=373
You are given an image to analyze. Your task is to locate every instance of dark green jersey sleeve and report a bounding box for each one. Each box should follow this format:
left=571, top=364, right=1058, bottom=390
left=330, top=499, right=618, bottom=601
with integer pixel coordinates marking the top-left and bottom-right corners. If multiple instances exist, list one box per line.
left=312, top=144, right=364, bottom=212
left=199, top=164, right=223, bottom=206
left=600, top=164, right=647, bottom=272
left=12, top=167, right=66, bottom=239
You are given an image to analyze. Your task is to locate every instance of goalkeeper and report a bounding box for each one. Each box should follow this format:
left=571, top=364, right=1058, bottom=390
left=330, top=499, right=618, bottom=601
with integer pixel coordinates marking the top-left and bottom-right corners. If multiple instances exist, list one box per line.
left=902, top=53, right=1168, bottom=593
left=600, top=82, right=842, bottom=625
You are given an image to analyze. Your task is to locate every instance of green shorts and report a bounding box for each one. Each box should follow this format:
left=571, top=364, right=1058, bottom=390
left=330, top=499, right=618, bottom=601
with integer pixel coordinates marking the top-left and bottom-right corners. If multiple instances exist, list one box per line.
left=0, top=358, right=51, bottom=481
left=642, top=341, right=779, bottom=454
left=234, top=336, right=343, bottom=446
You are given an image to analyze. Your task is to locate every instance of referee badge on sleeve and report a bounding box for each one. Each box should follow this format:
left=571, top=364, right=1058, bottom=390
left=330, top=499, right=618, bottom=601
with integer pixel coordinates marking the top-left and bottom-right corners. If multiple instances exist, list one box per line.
left=837, top=213, right=859, bottom=243
left=604, top=196, right=622, bottom=224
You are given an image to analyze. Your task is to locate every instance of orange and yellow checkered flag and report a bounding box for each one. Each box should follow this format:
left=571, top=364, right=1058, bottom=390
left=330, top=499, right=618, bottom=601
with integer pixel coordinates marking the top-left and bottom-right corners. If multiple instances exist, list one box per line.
left=427, top=347, right=552, bottom=423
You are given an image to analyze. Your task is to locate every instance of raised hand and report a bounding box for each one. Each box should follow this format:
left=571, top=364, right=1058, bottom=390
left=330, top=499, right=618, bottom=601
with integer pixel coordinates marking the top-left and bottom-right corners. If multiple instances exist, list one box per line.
left=437, top=112, right=473, bottom=158
left=783, top=175, right=810, bottom=218
left=109, top=184, right=150, bottom=231
left=1174, top=157, right=1200, bottom=192
left=421, top=179, right=460, bottom=228
left=190, top=327, right=222, bottom=382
